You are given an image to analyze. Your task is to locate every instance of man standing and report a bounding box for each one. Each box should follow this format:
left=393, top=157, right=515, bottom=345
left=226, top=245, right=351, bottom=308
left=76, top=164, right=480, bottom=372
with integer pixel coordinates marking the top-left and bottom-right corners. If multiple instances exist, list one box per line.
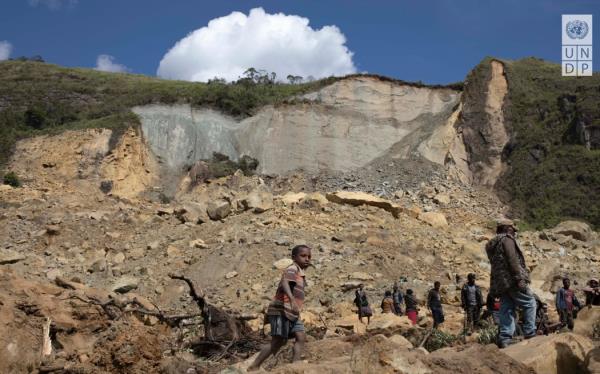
left=427, top=281, right=444, bottom=329
left=485, top=218, right=536, bottom=348
left=555, top=277, right=581, bottom=331
left=392, top=284, right=404, bottom=315
left=461, top=273, right=483, bottom=335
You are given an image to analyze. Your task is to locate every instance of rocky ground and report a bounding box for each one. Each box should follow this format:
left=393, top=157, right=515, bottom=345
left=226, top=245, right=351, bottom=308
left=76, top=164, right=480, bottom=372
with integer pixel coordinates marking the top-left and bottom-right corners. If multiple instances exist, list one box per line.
left=1, top=130, right=599, bottom=373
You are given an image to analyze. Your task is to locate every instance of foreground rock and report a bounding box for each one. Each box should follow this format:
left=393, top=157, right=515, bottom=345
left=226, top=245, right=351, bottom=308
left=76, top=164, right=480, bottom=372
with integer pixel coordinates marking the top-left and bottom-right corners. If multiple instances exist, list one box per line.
left=504, top=333, right=593, bottom=374
left=573, top=306, right=600, bottom=339
left=586, top=347, right=600, bottom=374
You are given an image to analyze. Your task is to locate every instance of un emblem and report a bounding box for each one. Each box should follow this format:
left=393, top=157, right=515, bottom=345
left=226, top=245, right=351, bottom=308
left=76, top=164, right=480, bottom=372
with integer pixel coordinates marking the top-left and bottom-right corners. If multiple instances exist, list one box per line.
left=566, top=20, right=589, bottom=39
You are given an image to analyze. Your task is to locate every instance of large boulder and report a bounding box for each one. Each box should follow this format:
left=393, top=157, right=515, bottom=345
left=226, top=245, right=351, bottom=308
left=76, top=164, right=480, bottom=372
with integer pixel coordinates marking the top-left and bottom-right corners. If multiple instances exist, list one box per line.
left=325, top=191, right=402, bottom=218
left=177, top=201, right=209, bottom=224
left=273, top=258, right=293, bottom=270
left=552, top=220, right=594, bottom=242
left=240, top=186, right=273, bottom=213
left=573, top=306, right=600, bottom=339
left=366, top=313, right=414, bottom=335
left=418, top=211, right=448, bottom=227
left=0, top=249, right=26, bottom=265
left=207, top=199, right=231, bottom=220
left=503, top=333, right=594, bottom=374
left=280, top=192, right=306, bottom=206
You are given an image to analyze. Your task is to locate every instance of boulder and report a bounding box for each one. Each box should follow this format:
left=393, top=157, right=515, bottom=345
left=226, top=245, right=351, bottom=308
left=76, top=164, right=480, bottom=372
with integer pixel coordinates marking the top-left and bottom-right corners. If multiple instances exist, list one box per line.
left=417, top=211, right=448, bottom=227
left=326, top=191, right=402, bottom=218
left=241, top=186, right=273, bottom=213
left=225, top=271, right=238, bottom=279
left=366, top=313, right=414, bottom=335
left=207, top=200, right=231, bottom=220
left=273, top=258, right=293, bottom=270
left=280, top=192, right=307, bottom=206
left=306, top=192, right=329, bottom=205
left=340, top=280, right=363, bottom=292
left=573, top=306, right=600, bottom=339
left=388, top=334, right=414, bottom=349
left=585, top=347, right=600, bottom=374
left=112, top=252, right=126, bottom=264
left=166, top=246, right=182, bottom=258
left=112, top=276, right=139, bottom=294
left=552, top=220, right=593, bottom=242
left=349, top=272, right=374, bottom=281
left=0, top=250, right=26, bottom=265
left=433, top=194, right=450, bottom=205
left=177, top=202, right=209, bottom=224
left=189, top=239, right=209, bottom=249
left=503, top=332, right=594, bottom=374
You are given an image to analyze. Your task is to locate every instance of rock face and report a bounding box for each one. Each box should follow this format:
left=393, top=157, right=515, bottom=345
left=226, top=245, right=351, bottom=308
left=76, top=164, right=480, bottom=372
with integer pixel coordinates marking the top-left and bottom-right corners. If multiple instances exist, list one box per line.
left=460, top=59, right=509, bottom=187
left=503, top=333, right=594, bottom=374
left=134, top=77, right=461, bottom=175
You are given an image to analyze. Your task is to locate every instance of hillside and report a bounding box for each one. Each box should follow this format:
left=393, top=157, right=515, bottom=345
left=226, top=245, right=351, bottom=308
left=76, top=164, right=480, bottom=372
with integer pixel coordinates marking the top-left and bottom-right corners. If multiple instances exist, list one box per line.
left=460, top=57, right=600, bottom=229
left=0, top=59, right=599, bottom=373
left=0, top=61, right=458, bottom=168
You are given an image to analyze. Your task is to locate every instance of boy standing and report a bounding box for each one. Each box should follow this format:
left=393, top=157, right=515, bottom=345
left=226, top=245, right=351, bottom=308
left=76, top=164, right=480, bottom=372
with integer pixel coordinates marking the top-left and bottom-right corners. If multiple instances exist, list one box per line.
left=249, top=245, right=312, bottom=371
left=555, top=277, right=581, bottom=331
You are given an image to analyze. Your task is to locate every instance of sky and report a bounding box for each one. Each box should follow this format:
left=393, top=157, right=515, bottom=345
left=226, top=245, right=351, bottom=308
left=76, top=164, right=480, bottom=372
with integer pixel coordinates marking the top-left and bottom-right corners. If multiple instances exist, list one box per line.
left=1, top=0, right=599, bottom=84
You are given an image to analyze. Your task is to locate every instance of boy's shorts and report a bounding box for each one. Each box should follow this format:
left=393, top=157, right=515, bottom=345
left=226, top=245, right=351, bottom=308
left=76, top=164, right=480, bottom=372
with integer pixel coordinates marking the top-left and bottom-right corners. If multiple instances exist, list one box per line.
left=268, top=314, right=304, bottom=339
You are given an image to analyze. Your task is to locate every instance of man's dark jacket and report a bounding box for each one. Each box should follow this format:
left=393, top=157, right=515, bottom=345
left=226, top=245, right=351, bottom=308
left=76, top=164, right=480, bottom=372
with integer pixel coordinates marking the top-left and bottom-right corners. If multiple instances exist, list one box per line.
left=485, top=233, right=530, bottom=296
left=461, top=283, right=484, bottom=309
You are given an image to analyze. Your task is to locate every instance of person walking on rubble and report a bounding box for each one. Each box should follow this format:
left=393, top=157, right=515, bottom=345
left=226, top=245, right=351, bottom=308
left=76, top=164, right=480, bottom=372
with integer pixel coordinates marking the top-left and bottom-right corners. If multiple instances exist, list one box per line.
left=405, top=289, right=419, bottom=325
left=427, top=281, right=445, bottom=329
left=249, top=245, right=312, bottom=371
left=354, top=285, right=373, bottom=324
left=485, top=218, right=536, bottom=348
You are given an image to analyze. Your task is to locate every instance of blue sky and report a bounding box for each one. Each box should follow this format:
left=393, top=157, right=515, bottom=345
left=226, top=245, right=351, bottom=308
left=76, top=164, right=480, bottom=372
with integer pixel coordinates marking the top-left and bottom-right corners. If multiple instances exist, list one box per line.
left=1, top=0, right=599, bottom=84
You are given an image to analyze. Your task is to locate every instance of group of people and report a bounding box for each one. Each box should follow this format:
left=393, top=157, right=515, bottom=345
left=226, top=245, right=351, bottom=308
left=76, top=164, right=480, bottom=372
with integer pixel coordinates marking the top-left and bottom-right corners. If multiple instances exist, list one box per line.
left=247, top=217, right=600, bottom=370
left=354, top=284, right=420, bottom=325
left=352, top=273, right=486, bottom=333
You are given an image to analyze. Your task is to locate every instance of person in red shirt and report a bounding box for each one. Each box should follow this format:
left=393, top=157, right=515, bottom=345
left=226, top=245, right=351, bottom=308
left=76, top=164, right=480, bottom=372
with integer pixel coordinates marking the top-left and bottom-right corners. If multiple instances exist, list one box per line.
left=249, top=245, right=312, bottom=371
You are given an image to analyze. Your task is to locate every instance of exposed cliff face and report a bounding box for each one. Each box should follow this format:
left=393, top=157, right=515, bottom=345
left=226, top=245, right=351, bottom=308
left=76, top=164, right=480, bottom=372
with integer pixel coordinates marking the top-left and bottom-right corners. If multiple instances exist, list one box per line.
left=8, top=127, right=159, bottom=199
left=459, top=60, right=509, bottom=188
left=134, top=76, right=463, bottom=177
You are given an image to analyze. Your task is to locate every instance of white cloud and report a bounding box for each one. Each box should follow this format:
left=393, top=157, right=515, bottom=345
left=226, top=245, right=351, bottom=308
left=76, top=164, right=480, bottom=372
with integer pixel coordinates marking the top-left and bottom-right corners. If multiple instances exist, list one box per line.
left=28, top=0, right=78, bottom=10
left=0, top=41, right=12, bottom=61
left=157, top=7, right=356, bottom=82
left=95, top=54, right=129, bottom=73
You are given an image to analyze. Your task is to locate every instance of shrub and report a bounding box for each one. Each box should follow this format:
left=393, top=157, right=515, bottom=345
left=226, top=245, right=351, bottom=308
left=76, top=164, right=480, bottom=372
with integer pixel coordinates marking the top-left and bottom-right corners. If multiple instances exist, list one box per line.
left=424, top=329, right=459, bottom=352
left=3, top=171, right=21, bottom=187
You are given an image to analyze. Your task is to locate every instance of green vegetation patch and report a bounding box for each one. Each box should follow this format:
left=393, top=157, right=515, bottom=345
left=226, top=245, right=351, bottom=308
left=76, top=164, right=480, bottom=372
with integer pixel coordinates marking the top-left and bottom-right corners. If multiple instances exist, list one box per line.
left=496, top=57, right=600, bottom=229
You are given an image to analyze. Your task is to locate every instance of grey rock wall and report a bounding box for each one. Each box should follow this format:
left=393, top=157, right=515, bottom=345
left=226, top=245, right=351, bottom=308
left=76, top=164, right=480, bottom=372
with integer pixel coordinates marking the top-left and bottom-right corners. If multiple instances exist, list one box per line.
left=134, top=76, right=463, bottom=175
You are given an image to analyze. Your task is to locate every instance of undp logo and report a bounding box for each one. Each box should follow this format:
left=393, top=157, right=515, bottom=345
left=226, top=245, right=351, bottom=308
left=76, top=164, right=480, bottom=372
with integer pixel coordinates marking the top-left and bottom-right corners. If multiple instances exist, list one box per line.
left=566, top=20, right=589, bottom=40
left=562, top=15, right=593, bottom=77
